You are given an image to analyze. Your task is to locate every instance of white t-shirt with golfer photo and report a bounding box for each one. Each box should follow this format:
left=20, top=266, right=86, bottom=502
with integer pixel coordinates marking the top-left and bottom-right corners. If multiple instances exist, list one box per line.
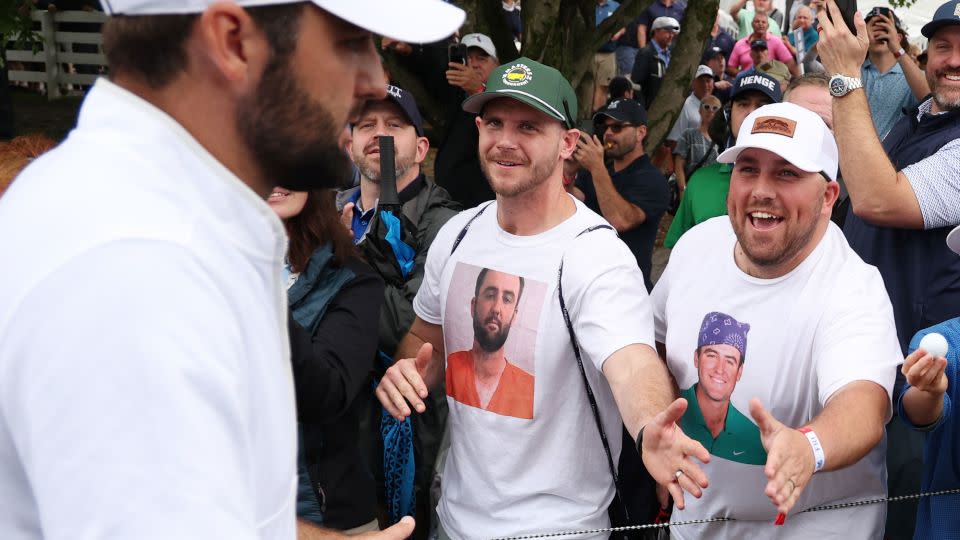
left=413, top=198, right=654, bottom=540
left=651, top=217, right=902, bottom=539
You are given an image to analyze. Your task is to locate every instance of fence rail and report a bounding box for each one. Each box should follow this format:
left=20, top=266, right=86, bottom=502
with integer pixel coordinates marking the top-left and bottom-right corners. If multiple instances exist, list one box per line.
left=4, top=10, right=107, bottom=99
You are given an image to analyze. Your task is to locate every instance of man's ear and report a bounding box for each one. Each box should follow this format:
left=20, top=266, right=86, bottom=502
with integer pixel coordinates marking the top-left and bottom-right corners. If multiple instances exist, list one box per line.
left=636, top=124, right=648, bottom=145
left=414, top=135, right=430, bottom=164
left=822, top=179, right=840, bottom=215
left=558, top=127, right=580, bottom=160
left=194, top=3, right=273, bottom=93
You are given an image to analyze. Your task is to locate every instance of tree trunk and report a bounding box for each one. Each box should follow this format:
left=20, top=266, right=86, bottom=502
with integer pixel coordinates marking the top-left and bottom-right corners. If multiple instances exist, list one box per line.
left=644, top=0, right=719, bottom=153
left=382, top=0, right=717, bottom=146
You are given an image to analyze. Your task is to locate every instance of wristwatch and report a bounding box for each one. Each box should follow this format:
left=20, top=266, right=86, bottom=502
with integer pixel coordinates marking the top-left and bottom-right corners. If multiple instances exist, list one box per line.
left=829, top=74, right=864, bottom=97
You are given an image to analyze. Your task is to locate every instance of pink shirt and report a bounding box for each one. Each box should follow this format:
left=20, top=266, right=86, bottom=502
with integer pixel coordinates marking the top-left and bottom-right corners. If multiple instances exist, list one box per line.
left=729, top=32, right=793, bottom=71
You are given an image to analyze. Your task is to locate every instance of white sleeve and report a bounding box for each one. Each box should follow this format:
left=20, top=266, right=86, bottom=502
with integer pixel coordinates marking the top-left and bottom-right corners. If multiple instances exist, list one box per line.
left=562, top=231, right=656, bottom=370
left=0, top=241, right=261, bottom=540
left=413, top=211, right=472, bottom=325
left=813, top=268, right=901, bottom=420
left=650, top=252, right=673, bottom=344
left=902, top=138, right=960, bottom=229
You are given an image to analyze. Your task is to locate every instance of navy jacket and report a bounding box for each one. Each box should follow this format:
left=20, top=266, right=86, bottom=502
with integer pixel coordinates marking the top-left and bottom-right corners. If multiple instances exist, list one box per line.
left=843, top=101, right=960, bottom=353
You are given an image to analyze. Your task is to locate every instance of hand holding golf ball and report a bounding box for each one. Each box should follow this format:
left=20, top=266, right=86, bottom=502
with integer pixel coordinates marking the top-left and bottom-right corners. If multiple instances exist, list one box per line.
left=902, top=333, right=949, bottom=395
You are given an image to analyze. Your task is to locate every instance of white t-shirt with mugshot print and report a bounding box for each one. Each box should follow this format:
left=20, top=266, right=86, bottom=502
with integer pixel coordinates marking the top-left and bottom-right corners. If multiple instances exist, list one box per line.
left=651, top=216, right=902, bottom=539
left=413, top=198, right=655, bottom=540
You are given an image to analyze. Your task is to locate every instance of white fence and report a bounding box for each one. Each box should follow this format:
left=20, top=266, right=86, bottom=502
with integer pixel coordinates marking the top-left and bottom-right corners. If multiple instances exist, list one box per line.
left=4, top=10, right=107, bottom=99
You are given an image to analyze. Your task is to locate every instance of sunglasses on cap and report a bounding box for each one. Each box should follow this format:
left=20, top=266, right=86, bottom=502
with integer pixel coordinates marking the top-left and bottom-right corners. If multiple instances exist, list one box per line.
left=701, top=103, right=720, bottom=111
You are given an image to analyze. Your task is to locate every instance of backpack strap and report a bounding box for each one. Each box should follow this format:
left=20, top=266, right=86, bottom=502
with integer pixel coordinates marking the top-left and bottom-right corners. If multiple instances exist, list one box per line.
left=450, top=201, right=494, bottom=255
left=557, top=224, right=631, bottom=522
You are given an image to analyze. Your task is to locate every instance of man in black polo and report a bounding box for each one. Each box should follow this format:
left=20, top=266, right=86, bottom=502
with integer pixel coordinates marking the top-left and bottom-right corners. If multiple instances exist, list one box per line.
left=573, top=99, right=669, bottom=290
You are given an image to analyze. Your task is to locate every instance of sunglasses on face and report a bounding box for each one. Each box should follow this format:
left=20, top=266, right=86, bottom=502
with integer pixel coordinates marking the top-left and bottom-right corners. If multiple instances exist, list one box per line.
left=701, top=104, right=720, bottom=111
left=605, top=123, right=636, bottom=134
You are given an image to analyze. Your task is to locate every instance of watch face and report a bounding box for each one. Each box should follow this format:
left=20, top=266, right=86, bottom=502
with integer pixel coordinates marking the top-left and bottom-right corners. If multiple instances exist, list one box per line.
left=830, top=77, right=847, bottom=96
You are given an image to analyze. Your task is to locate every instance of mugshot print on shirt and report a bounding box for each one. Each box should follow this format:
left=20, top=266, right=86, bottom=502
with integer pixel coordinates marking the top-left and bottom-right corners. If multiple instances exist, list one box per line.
left=444, top=262, right=546, bottom=420
left=679, top=311, right=766, bottom=466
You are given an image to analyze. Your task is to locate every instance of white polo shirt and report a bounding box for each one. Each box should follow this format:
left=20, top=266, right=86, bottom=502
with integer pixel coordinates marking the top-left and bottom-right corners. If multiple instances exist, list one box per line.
left=0, top=79, right=296, bottom=539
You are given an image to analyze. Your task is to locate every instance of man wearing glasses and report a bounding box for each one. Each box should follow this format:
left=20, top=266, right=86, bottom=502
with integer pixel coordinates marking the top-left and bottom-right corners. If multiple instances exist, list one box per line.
left=573, top=98, right=670, bottom=290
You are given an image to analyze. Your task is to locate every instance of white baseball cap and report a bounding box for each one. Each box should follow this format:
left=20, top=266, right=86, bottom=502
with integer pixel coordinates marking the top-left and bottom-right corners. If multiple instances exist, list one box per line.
left=717, top=102, right=838, bottom=181
left=948, top=225, right=960, bottom=255
left=695, top=64, right=713, bottom=79
left=100, top=0, right=465, bottom=44
left=651, top=16, right=680, bottom=32
left=461, top=33, right=498, bottom=60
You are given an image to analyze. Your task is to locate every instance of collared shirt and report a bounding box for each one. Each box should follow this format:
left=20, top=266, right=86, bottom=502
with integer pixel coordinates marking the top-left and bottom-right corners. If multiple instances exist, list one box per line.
left=636, top=0, right=688, bottom=27
left=901, top=98, right=960, bottom=229
left=862, top=59, right=919, bottom=141
left=652, top=39, right=671, bottom=68
left=679, top=386, right=766, bottom=465
left=349, top=175, right=426, bottom=243
left=595, top=0, right=620, bottom=26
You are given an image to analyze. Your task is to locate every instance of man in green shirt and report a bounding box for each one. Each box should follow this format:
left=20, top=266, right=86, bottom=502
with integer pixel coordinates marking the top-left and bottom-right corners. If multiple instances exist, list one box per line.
left=679, top=312, right=766, bottom=466
left=665, top=73, right=781, bottom=247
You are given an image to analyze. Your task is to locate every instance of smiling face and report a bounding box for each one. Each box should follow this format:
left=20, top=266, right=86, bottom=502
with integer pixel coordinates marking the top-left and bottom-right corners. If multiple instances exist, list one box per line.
left=267, top=187, right=309, bottom=220
left=471, top=269, right=523, bottom=353
left=695, top=344, right=744, bottom=403
left=727, top=148, right=839, bottom=276
left=926, top=25, right=960, bottom=113
left=476, top=98, right=578, bottom=198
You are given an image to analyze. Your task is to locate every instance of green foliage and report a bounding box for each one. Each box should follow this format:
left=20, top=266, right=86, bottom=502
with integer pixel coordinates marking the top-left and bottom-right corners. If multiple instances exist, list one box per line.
left=0, top=1, right=43, bottom=67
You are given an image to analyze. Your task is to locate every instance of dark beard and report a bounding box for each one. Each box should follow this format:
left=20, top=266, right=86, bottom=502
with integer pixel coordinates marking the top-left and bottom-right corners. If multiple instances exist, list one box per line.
left=237, top=53, right=353, bottom=191
left=473, top=315, right=512, bottom=353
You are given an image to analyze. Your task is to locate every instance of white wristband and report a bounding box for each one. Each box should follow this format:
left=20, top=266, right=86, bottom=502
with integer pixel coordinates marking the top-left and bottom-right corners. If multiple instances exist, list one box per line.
left=799, top=428, right=825, bottom=473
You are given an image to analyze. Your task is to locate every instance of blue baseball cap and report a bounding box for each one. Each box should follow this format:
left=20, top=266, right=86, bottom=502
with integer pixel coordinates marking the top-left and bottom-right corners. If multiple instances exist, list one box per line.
left=922, top=0, right=960, bottom=38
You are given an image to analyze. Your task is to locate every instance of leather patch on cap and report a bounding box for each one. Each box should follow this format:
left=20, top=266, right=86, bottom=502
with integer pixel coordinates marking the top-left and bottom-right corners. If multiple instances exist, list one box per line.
left=751, top=116, right=797, bottom=137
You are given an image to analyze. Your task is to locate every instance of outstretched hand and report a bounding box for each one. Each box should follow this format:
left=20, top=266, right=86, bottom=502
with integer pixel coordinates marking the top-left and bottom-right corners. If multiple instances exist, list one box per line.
left=357, top=516, right=415, bottom=540
left=641, top=398, right=711, bottom=510
left=750, top=398, right=815, bottom=515
left=375, top=343, right=432, bottom=420
left=902, top=348, right=949, bottom=396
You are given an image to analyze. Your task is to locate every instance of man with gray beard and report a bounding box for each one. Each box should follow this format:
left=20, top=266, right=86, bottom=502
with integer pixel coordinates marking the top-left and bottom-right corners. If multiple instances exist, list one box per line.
left=573, top=98, right=670, bottom=291
left=339, top=85, right=460, bottom=357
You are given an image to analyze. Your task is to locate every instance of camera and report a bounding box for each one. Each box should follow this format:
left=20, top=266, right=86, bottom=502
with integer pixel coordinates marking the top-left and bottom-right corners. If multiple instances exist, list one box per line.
left=448, top=42, right=468, bottom=65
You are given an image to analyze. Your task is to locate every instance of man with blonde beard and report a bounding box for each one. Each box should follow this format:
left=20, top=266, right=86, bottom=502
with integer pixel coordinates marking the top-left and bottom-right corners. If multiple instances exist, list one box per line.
left=375, top=57, right=710, bottom=540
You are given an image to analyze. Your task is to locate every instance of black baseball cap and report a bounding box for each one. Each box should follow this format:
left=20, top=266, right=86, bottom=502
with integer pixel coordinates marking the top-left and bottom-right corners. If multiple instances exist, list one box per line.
left=922, top=0, right=960, bottom=38
left=383, top=84, right=425, bottom=136
left=731, top=72, right=782, bottom=103
left=750, top=39, right=768, bottom=50
left=701, top=46, right=723, bottom=64
left=593, top=98, right=648, bottom=125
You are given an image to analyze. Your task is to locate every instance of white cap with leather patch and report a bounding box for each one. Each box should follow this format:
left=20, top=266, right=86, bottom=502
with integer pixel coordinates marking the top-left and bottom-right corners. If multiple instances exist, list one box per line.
left=717, top=102, right=838, bottom=181
left=100, top=0, right=465, bottom=44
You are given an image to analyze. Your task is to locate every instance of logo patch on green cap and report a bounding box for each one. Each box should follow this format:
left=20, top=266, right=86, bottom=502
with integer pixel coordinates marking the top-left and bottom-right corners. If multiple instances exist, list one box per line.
left=502, top=64, right=534, bottom=87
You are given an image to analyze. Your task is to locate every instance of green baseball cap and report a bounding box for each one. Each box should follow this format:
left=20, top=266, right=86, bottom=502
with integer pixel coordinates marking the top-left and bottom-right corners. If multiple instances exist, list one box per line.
left=462, top=57, right=578, bottom=129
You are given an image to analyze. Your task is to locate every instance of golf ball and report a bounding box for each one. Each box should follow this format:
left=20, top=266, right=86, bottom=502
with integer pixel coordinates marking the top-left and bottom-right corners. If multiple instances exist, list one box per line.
left=919, top=333, right=949, bottom=358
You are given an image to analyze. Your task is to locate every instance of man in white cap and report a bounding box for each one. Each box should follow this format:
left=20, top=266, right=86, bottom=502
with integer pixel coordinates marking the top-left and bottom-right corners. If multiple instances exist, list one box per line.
left=652, top=102, right=901, bottom=538
left=630, top=16, right=680, bottom=108
left=0, top=0, right=463, bottom=539
left=666, top=65, right=716, bottom=144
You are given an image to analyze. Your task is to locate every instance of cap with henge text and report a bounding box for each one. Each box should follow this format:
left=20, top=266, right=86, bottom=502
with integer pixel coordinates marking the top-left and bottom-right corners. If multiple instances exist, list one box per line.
left=462, top=57, right=578, bottom=128
left=731, top=71, right=782, bottom=103
left=922, top=0, right=960, bottom=37
left=99, top=0, right=465, bottom=44
left=717, top=102, right=838, bottom=181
